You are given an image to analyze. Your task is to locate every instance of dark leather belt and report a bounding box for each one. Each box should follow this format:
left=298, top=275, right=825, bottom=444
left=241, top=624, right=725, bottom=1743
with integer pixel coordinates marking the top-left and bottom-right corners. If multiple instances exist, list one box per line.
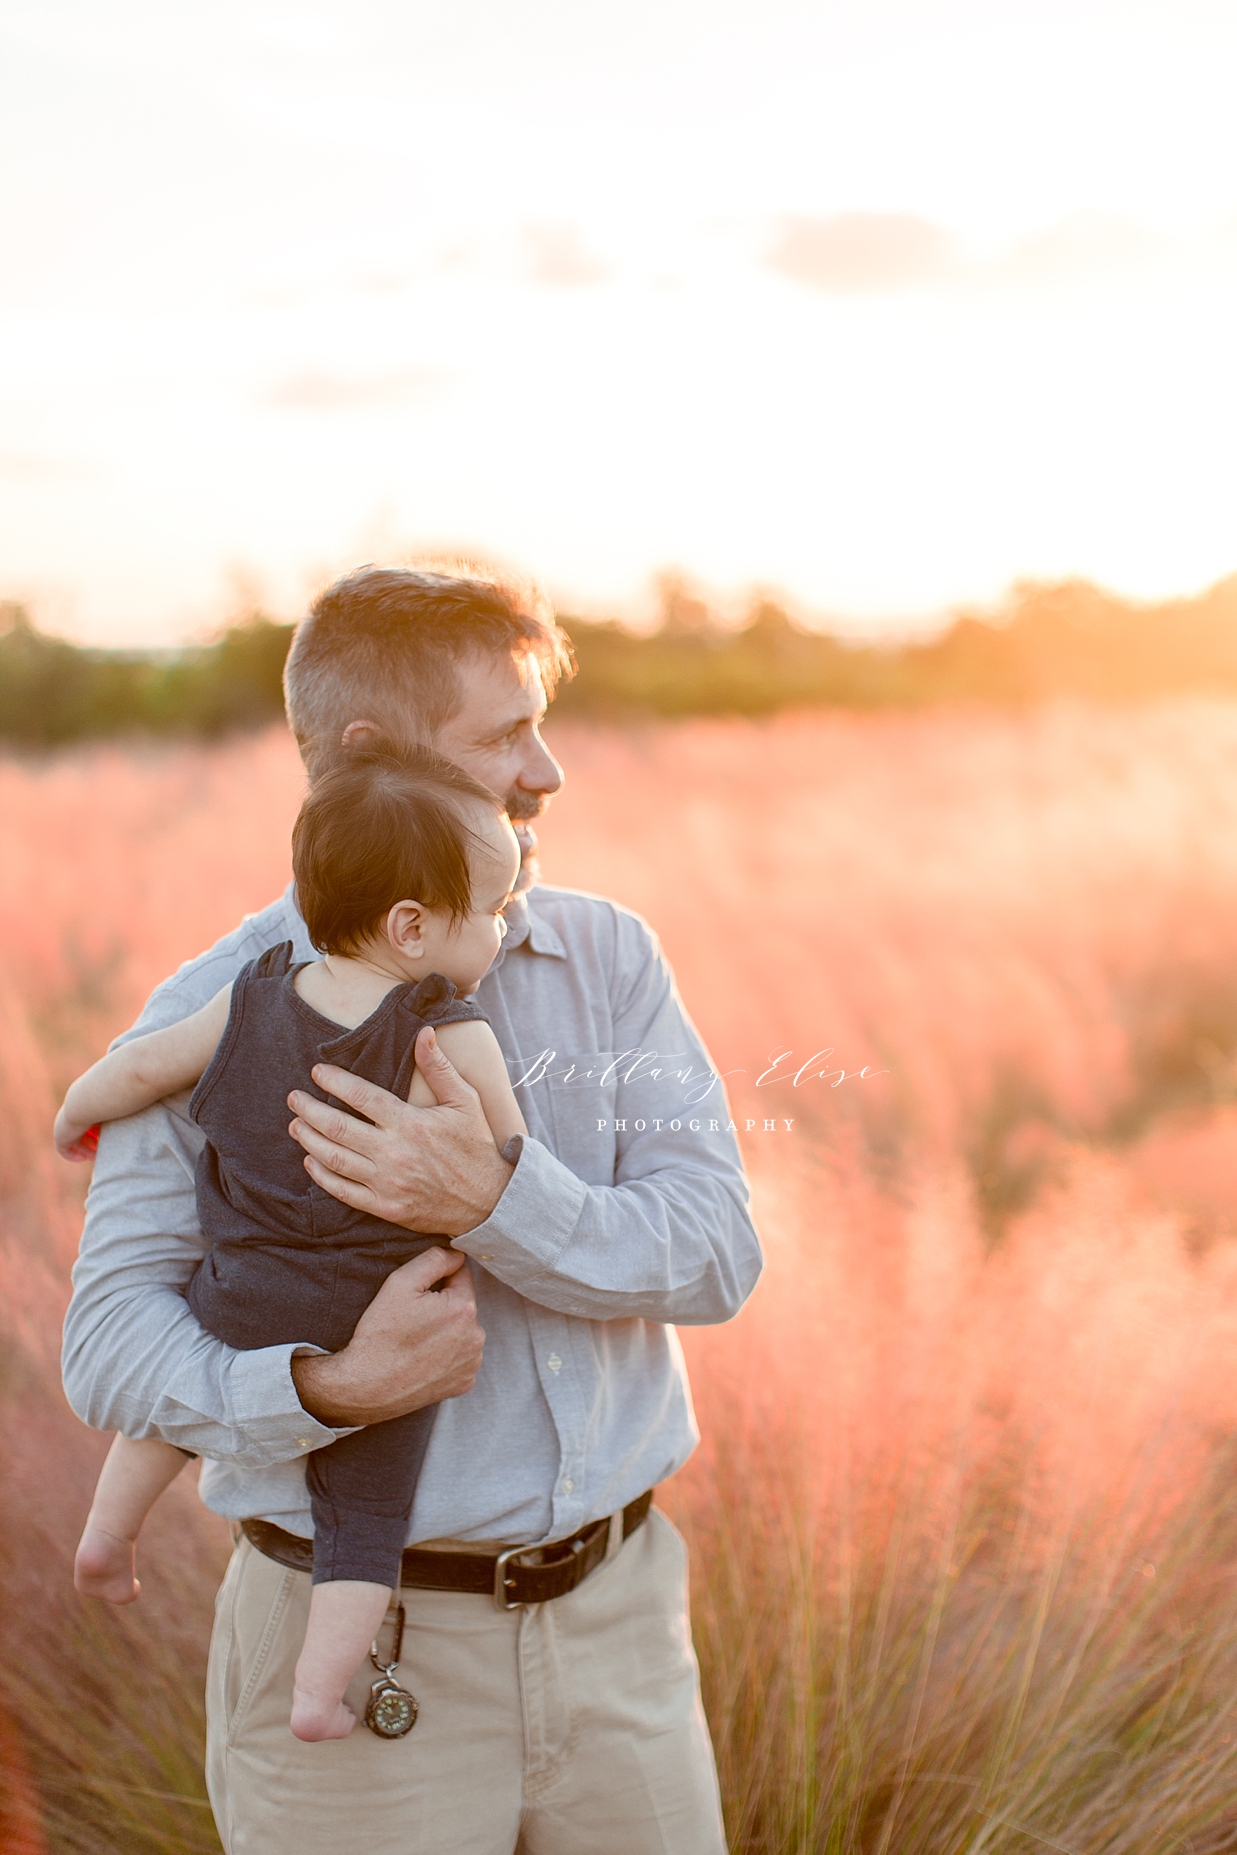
left=240, top=1490, right=654, bottom=1610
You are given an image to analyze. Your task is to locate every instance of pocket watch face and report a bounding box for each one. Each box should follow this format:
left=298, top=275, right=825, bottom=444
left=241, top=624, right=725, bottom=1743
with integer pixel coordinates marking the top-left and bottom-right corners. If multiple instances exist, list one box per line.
left=365, top=1682, right=419, bottom=1739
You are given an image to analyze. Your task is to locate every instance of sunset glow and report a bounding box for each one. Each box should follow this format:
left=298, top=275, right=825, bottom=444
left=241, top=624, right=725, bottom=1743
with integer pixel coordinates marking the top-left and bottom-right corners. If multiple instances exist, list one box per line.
left=3, top=0, right=1237, bottom=643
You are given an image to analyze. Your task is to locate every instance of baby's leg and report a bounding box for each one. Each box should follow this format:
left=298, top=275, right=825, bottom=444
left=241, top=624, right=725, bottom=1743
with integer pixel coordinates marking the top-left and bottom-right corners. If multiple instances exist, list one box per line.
left=290, top=1580, right=392, bottom=1741
left=292, top=1403, right=438, bottom=1740
left=75, top=1435, right=190, bottom=1603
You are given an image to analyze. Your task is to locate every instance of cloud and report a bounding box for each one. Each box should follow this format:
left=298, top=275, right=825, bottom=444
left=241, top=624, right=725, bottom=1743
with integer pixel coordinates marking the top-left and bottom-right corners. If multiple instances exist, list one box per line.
left=524, top=225, right=609, bottom=287
left=1000, top=212, right=1173, bottom=283
left=0, top=451, right=98, bottom=483
left=762, top=209, right=1196, bottom=296
left=258, top=369, right=451, bottom=411
left=765, top=213, right=955, bottom=292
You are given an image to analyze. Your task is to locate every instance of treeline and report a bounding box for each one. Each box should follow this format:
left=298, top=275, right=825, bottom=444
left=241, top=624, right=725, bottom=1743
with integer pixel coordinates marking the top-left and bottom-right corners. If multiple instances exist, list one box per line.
left=4, top=573, right=1237, bottom=746
left=0, top=606, right=294, bottom=747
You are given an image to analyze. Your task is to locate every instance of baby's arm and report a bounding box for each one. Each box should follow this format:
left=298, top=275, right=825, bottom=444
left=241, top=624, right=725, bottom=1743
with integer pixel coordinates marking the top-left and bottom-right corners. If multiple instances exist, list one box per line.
left=409, top=1020, right=527, bottom=1147
left=54, top=984, right=234, bottom=1161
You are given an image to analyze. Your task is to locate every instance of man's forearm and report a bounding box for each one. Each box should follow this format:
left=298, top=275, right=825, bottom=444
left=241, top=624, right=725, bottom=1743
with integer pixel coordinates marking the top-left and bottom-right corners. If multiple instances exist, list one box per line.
left=58, top=900, right=365, bottom=1469
left=452, top=1137, right=763, bottom=1326
left=290, top=1351, right=359, bottom=1426
left=290, top=1248, right=484, bottom=1426
left=63, top=1277, right=341, bottom=1465
left=67, top=1107, right=486, bottom=1452
left=62, top=1105, right=343, bottom=1468
left=291, top=1349, right=419, bottom=1427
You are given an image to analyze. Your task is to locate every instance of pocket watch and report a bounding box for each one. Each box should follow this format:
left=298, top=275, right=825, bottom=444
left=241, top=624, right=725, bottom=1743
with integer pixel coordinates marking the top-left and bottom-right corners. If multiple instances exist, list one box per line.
left=364, top=1602, right=419, bottom=1740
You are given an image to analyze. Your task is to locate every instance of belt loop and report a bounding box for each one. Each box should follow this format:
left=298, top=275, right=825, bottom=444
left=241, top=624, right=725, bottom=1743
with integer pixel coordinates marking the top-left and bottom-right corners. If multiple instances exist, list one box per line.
left=605, top=1509, right=624, bottom=1562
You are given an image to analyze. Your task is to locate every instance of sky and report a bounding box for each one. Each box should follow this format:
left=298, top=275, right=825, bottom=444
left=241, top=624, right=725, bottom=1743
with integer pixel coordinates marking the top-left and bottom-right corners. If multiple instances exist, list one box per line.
left=2, top=0, right=1236, bottom=646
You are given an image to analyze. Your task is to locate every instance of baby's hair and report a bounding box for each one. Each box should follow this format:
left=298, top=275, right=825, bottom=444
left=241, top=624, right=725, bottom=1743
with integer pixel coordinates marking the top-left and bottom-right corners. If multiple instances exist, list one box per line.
left=292, top=739, right=505, bottom=955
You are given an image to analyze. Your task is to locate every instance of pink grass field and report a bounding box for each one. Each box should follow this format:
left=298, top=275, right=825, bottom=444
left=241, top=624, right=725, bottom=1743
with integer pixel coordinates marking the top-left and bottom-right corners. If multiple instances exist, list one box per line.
left=8, top=707, right=1237, bottom=1850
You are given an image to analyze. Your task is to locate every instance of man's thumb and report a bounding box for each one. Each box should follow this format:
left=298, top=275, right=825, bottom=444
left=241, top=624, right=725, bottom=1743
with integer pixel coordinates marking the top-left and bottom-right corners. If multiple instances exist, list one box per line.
left=414, top=1025, right=472, bottom=1105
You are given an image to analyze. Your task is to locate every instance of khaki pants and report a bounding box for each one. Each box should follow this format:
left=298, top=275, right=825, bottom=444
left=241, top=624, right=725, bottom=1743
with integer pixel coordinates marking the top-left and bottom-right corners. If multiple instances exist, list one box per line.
left=205, top=1508, right=728, bottom=1854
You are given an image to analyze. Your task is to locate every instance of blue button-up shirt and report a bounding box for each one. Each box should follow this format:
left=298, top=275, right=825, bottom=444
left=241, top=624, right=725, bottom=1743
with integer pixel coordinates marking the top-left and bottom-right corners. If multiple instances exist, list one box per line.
left=62, top=884, right=762, bottom=1546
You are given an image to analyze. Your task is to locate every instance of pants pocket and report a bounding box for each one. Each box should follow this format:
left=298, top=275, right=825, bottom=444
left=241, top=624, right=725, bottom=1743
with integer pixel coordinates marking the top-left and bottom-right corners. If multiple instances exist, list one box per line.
left=218, top=1544, right=299, bottom=1746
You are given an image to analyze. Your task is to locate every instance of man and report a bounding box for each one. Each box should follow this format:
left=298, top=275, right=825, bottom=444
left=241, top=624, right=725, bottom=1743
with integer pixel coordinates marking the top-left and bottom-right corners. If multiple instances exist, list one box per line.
left=62, top=565, right=762, bottom=1855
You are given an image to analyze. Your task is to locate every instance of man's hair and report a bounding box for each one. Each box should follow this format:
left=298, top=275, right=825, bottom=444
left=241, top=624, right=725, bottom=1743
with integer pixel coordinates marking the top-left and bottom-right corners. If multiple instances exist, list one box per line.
left=291, top=740, right=505, bottom=955
left=284, top=564, right=574, bottom=779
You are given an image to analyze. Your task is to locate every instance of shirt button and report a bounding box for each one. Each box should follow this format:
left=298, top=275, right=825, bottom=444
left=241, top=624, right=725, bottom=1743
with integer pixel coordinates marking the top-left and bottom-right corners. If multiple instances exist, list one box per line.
left=296, top=1437, right=312, bottom=1449
left=562, top=1477, right=575, bottom=1493
left=546, top=1353, right=563, bottom=1373
left=479, top=1253, right=494, bottom=1261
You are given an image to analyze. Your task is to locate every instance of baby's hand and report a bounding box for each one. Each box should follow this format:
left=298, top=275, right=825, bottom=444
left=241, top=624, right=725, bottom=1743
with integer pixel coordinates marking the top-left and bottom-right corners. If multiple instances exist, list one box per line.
left=54, top=1107, right=100, bottom=1162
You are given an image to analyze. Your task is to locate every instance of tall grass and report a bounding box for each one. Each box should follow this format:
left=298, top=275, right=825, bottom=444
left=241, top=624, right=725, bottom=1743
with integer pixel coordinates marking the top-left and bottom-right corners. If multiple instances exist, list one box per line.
left=7, top=706, right=1237, bottom=1850
left=669, top=1152, right=1237, bottom=1852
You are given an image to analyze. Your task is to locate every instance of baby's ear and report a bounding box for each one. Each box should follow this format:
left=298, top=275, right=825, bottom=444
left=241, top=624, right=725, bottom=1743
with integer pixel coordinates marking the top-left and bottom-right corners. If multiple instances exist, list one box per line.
left=340, top=718, right=382, bottom=749
left=386, top=900, right=426, bottom=954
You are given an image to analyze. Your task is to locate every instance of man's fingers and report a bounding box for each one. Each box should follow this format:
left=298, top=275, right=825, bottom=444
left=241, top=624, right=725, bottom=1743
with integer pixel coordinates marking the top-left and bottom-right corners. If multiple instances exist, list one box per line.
left=307, top=1064, right=405, bottom=1127
left=437, top=1255, right=477, bottom=1296
left=413, top=1027, right=479, bottom=1109
left=388, top=1245, right=469, bottom=1293
left=287, top=1107, right=381, bottom=1176
left=286, top=1090, right=379, bottom=1151
left=301, top=1155, right=376, bottom=1209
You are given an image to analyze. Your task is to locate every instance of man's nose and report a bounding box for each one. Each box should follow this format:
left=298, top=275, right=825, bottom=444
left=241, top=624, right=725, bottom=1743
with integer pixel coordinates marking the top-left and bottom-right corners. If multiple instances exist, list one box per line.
left=520, top=735, right=564, bottom=796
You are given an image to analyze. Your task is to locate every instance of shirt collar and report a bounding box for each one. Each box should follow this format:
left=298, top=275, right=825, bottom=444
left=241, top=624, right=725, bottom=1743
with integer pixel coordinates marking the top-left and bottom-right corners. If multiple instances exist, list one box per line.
left=500, top=889, right=567, bottom=961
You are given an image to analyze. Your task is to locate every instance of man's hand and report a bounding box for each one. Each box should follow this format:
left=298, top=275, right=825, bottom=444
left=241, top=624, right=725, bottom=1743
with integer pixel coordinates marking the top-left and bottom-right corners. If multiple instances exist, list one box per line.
left=291, top=1246, right=484, bottom=1426
left=286, top=1026, right=515, bottom=1236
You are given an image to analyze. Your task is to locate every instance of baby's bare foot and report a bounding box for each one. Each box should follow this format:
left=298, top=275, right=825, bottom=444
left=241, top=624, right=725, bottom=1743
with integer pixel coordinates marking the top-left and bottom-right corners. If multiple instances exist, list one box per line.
left=74, top=1526, right=140, bottom=1604
left=290, top=1689, right=357, bottom=1742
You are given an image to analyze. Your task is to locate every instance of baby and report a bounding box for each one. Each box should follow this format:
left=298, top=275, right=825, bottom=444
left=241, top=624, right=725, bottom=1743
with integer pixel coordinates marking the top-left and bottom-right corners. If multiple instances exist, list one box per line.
left=55, top=741, right=527, bottom=1742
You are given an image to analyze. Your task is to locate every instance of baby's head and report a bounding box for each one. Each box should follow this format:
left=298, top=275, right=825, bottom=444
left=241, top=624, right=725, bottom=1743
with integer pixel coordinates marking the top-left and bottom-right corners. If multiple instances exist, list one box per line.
left=292, top=741, right=521, bottom=994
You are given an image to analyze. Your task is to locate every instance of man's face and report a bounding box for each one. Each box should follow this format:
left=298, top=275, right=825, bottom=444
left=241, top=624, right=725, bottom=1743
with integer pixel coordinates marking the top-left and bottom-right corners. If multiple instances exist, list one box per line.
left=431, top=647, right=564, bottom=819
left=339, top=644, right=564, bottom=891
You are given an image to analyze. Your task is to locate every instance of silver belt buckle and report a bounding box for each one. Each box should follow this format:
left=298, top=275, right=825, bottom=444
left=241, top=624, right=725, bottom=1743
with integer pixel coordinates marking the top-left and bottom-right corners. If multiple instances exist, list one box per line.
left=494, top=1545, right=531, bottom=1610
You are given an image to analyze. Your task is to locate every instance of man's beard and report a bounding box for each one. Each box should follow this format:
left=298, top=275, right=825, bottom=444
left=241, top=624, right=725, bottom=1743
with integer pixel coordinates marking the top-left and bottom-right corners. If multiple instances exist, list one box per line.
left=505, top=789, right=547, bottom=823
left=506, top=790, right=547, bottom=893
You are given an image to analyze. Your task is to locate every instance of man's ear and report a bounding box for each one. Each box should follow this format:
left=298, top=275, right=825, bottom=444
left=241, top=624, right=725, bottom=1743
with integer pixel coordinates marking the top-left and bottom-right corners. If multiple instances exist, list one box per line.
left=341, top=718, right=382, bottom=749
left=386, top=901, right=427, bottom=959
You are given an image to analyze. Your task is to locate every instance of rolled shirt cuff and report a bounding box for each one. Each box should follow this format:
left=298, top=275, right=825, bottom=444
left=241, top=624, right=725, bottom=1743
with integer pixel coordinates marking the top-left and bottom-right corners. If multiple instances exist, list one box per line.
left=177, top=1342, right=357, bottom=1469
left=453, top=1135, right=588, bottom=1274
